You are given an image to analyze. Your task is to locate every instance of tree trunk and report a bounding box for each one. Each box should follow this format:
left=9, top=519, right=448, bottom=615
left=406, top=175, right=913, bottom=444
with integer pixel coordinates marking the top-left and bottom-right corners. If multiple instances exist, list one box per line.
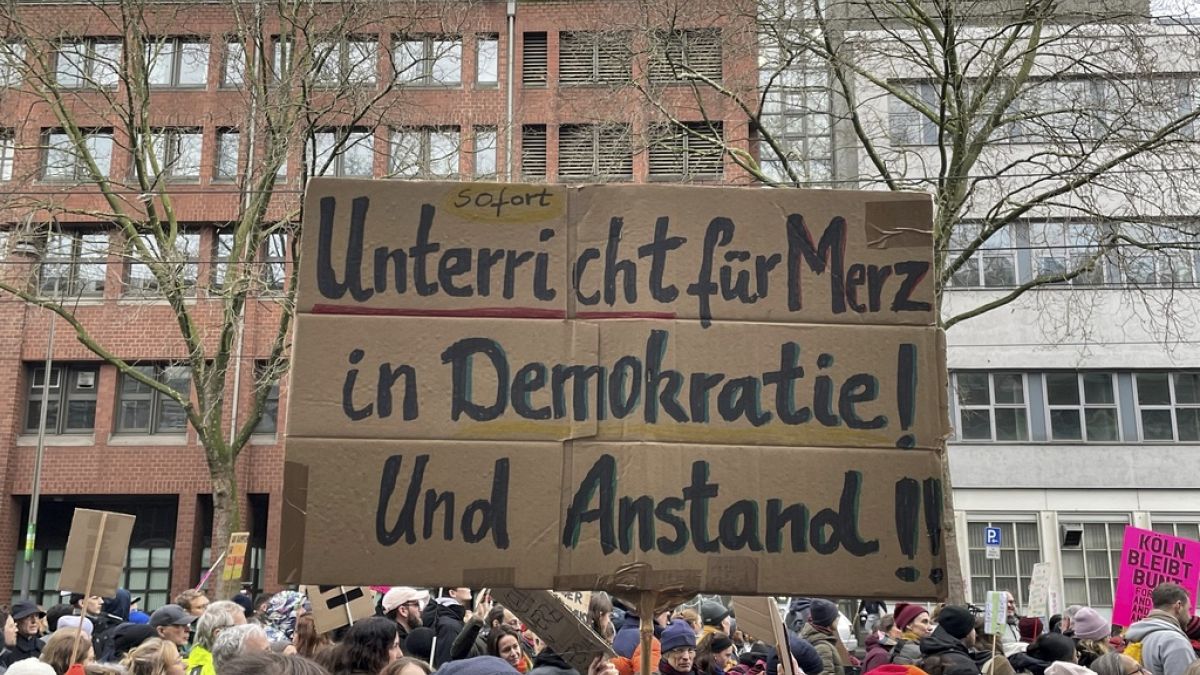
left=210, top=463, right=242, bottom=600
left=939, top=449, right=965, bottom=604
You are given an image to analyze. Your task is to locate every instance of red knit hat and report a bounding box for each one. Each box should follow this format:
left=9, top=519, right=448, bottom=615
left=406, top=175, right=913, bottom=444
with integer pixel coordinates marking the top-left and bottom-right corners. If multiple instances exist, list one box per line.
left=866, top=664, right=928, bottom=675
left=894, top=603, right=928, bottom=632
left=1186, top=616, right=1200, bottom=640
left=1019, top=617, right=1044, bottom=643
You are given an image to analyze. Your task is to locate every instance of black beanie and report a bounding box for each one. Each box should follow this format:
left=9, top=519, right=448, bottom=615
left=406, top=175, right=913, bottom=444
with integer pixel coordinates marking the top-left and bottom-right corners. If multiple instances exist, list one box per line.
left=937, top=605, right=975, bottom=640
left=702, top=601, right=730, bottom=627
left=709, top=634, right=734, bottom=653
left=405, top=626, right=436, bottom=661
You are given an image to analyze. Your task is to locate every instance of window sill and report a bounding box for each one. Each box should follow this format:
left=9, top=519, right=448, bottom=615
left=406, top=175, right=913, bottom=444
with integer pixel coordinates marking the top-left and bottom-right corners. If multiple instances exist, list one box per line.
left=35, top=296, right=105, bottom=306
left=249, top=433, right=279, bottom=445
left=117, top=296, right=199, bottom=305
left=16, top=434, right=96, bottom=447
left=475, top=83, right=499, bottom=89
left=646, top=175, right=725, bottom=183
left=396, top=82, right=463, bottom=89
left=107, top=434, right=188, bottom=446
left=147, top=85, right=208, bottom=91
left=560, top=82, right=627, bottom=88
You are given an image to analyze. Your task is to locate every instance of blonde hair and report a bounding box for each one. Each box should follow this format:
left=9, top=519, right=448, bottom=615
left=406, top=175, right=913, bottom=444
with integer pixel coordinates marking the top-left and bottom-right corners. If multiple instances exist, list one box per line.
left=174, top=589, right=207, bottom=612
left=676, top=608, right=701, bottom=633
left=121, top=638, right=182, bottom=675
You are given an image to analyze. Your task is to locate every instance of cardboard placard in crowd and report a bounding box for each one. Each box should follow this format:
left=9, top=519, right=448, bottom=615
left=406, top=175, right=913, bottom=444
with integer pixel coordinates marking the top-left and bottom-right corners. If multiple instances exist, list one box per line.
left=282, top=179, right=950, bottom=600
left=222, top=532, right=250, bottom=581
left=732, top=596, right=794, bottom=675
left=553, top=591, right=592, bottom=625
left=59, top=508, right=136, bottom=598
left=492, top=588, right=614, bottom=674
left=303, top=585, right=378, bottom=634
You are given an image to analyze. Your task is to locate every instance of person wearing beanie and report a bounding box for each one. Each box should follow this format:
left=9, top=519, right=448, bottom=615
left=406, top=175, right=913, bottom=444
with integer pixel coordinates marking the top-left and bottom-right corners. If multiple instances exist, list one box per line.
left=697, top=632, right=735, bottom=675
left=767, top=636, right=823, bottom=675
left=918, top=605, right=980, bottom=675
left=661, top=621, right=701, bottom=675
left=1009, top=633, right=1077, bottom=675
left=865, top=615, right=903, bottom=673
left=702, top=602, right=733, bottom=637
left=889, top=604, right=931, bottom=665
left=437, top=655, right=521, bottom=675
left=1072, top=608, right=1113, bottom=667
left=1185, top=616, right=1200, bottom=658
left=1018, top=619, right=1044, bottom=645
left=1061, top=607, right=1083, bottom=637
left=405, top=626, right=436, bottom=663
left=801, top=599, right=846, bottom=675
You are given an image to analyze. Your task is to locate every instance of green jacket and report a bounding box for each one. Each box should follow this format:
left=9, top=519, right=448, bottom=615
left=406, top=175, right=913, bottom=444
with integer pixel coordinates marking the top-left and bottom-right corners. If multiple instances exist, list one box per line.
left=800, top=623, right=845, bottom=675
left=185, top=644, right=216, bottom=675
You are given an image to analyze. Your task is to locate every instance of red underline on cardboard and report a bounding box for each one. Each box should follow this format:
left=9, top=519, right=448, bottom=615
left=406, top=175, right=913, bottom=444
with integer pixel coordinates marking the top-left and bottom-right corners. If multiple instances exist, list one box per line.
left=310, top=304, right=568, bottom=319
left=576, top=311, right=678, bottom=319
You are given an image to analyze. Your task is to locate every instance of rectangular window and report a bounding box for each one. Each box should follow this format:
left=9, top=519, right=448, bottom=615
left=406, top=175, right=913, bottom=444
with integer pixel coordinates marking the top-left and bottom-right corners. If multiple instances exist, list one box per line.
left=888, top=82, right=938, bottom=145
left=473, top=127, right=497, bottom=180
left=308, top=128, right=374, bottom=177
left=954, top=372, right=1029, bottom=441
left=145, top=128, right=203, bottom=180
left=1135, top=372, right=1200, bottom=442
left=648, top=29, right=721, bottom=83
left=948, top=225, right=1017, bottom=288
left=0, top=41, right=24, bottom=88
left=559, top=31, right=631, bottom=85
left=24, top=364, right=100, bottom=434
left=56, top=39, right=120, bottom=89
left=1044, top=372, right=1119, bottom=442
left=116, top=364, right=190, bottom=434
left=212, top=231, right=235, bottom=290
left=39, top=232, right=107, bottom=298
left=1028, top=222, right=1107, bottom=286
left=1060, top=520, right=1126, bottom=609
left=215, top=129, right=239, bottom=180
left=521, top=125, right=546, bottom=180
left=272, top=36, right=292, bottom=79
left=968, top=520, right=1041, bottom=609
left=146, top=38, right=209, bottom=88
left=252, top=361, right=281, bottom=434
left=522, top=32, right=547, bottom=87
left=313, top=37, right=377, bottom=86
left=1117, top=224, right=1197, bottom=287
left=476, top=34, right=498, bottom=86
left=557, top=123, right=632, bottom=181
left=395, top=35, right=461, bottom=85
left=1151, top=520, right=1200, bottom=542
left=0, top=130, right=13, bottom=181
left=648, top=122, right=724, bottom=180
left=757, top=51, right=833, bottom=184
left=124, top=547, right=172, bottom=613
left=389, top=126, right=460, bottom=179
left=221, top=41, right=245, bottom=88
left=124, top=233, right=201, bottom=297
left=262, top=232, right=287, bottom=292
left=43, top=129, right=113, bottom=181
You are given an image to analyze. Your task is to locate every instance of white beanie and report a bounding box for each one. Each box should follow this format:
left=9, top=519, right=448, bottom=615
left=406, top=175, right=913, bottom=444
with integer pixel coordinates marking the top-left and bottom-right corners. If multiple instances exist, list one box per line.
left=5, top=658, right=56, bottom=675
left=56, top=615, right=95, bottom=636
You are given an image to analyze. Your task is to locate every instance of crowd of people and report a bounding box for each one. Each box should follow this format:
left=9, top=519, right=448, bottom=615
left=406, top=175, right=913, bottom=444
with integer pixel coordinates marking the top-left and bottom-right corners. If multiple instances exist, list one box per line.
left=0, top=582, right=1197, bottom=675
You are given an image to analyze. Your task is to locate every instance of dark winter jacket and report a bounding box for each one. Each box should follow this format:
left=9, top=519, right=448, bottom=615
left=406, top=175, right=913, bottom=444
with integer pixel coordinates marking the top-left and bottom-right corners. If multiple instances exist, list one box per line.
left=801, top=623, right=845, bottom=675
left=1008, top=651, right=1052, bottom=675
left=864, top=633, right=896, bottom=673
left=0, top=634, right=43, bottom=667
left=421, top=600, right=468, bottom=668
left=528, top=648, right=579, bottom=675
left=920, top=627, right=982, bottom=675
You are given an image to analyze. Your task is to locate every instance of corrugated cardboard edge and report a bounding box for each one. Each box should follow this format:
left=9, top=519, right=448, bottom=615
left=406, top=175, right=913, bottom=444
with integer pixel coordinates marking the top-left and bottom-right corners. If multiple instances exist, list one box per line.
left=864, top=195, right=934, bottom=252
left=279, top=461, right=309, bottom=584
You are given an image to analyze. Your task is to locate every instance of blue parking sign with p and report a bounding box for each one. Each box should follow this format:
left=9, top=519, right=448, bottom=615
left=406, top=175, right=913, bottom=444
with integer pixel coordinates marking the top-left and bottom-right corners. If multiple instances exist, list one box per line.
left=985, top=526, right=1002, bottom=546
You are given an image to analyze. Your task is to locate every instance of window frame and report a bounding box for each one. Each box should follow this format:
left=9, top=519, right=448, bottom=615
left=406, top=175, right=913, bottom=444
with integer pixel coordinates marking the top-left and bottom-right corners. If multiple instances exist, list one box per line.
left=1028, top=221, right=1108, bottom=286
left=1134, top=372, right=1200, bottom=443
left=220, top=40, right=246, bottom=88
left=214, top=128, right=240, bottom=181
left=24, top=363, right=100, bottom=435
left=473, top=126, right=498, bottom=180
left=42, top=128, right=114, bottom=181
left=252, top=360, right=282, bottom=435
left=307, top=128, right=375, bottom=178
left=115, top=364, right=192, bottom=435
left=388, top=126, right=461, bottom=179
left=1059, top=517, right=1128, bottom=610
left=952, top=371, right=1031, bottom=442
left=145, top=37, right=210, bottom=89
left=476, top=34, right=498, bottom=87
left=0, top=130, right=13, bottom=181
left=1043, top=372, right=1121, bottom=443
left=0, top=41, right=24, bottom=88
left=55, top=38, right=120, bottom=89
left=38, top=231, right=108, bottom=299
left=312, top=36, right=378, bottom=87
left=143, top=127, right=203, bottom=181
left=123, top=232, right=201, bottom=297
left=394, top=34, right=462, bottom=86
left=966, top=517, right=1042, bottom=610
left=947, top=224, right=1018, bottom=289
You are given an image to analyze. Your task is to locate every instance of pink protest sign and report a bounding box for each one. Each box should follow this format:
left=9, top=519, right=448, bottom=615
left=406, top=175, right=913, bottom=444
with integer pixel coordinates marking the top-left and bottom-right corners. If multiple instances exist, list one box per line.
left=1112, top=526, right=1200, bottom=628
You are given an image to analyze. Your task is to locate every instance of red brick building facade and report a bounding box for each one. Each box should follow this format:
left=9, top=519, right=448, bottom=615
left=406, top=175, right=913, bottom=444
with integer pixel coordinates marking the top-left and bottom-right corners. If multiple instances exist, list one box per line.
left=0, top=0, right=756, bottom=606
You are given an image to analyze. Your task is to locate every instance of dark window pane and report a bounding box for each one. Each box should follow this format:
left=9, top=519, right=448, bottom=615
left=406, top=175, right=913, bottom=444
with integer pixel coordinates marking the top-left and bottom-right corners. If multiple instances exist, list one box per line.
left=1142, top=410, right=1174, bottom=441
left=1177, top=409, right=1200, bottom=442
left=1085, top=409, right=1119, bottom=441
left=960, top=409, right=992, bottom=440
left=65, top=400, right=95, bottom=431
left=993, top=374, right=1024, bottom=404
left=1137, top=373, right=1171, bottom=405
left=1175, top=373, right=1200, bottom=404
left=995, top=409, right=1029, bottom=441
left=957, top=373, right=990, bottom=405
left=1046, top=373, right=1080, bottom=405
left=1083, top=373, right=1114, bottom=404
left=1050, top=409, right=1082, bottom=440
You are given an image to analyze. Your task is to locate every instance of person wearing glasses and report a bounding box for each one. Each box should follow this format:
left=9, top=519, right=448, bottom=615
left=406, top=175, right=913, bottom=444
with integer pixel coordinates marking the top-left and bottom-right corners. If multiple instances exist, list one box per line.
left=1090, top=651, right=1152, bottom=675
left=1126, top=583, right=1198, bottom=675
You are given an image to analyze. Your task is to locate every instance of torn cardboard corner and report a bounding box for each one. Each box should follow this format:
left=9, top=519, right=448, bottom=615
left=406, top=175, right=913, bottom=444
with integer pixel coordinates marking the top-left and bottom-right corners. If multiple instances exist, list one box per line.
left=59, top=508, right=136, bottom=598
left=492, top=589, right=613, bottom=674
left=283, top=436, right=948, bottom=600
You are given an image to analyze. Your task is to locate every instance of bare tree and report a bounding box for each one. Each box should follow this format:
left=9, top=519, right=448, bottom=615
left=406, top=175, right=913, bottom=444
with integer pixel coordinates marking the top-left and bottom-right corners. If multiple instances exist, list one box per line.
left=0, top=0, right=470, bottom=597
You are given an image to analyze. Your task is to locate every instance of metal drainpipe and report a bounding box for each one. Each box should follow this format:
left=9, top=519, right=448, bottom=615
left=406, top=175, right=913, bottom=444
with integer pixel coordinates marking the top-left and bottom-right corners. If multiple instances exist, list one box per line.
left=506, top=0, right=516, bottom=181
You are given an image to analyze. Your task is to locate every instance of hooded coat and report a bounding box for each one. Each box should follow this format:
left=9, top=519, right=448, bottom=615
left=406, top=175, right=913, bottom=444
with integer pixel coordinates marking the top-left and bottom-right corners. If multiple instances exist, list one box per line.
left=528, top=649, right=578, bottom=675
left=1126, top=610, right=1197, bottom=675
left=864, top=633, right=896, bottom=673
left=919, top=626, right=981, bottom=675
left=422, top=599, right=468, bottom=668
left=800, top=623, right=844, bottom=675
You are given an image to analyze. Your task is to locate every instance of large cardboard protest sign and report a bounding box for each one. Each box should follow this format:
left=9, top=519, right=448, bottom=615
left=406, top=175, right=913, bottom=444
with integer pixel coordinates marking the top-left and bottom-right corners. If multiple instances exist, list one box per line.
left=283, top=179, right=949, bottom=600
left=1113, top=526, right=1200, bottom=627
left=59, top=508, right=136, bottom=598
left=493, top=589, right=613, bottom=674
left=732, top=596, right=794, bottom=675
left=304, top=585, right=378, bottom=634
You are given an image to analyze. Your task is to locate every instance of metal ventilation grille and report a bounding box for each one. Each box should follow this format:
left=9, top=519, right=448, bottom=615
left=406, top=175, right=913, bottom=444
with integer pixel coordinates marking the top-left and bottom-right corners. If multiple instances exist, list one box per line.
left=560, top=31, right=631, bottom=85
left=558, top=124, right=632, bottom=181
left=521, top=124, right=547, bottom=179
left=523, top=32, right=547, bottom=87
left=648, top=122, right=723, bottom=179
left=648, top=28, right=722, bottom=83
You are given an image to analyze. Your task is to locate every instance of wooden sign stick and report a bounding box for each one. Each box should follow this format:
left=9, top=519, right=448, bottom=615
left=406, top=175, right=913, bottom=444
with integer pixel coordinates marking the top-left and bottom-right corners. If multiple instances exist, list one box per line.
left=68, top=512, right=108, bottom=672
left=639, top=591, right=657, bottom=675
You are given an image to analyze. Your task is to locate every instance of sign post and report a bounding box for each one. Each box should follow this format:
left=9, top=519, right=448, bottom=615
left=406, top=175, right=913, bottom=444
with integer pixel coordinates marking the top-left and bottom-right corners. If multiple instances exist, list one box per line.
left=985, top=527, right=1002, bottom=561
left=281, top=180, right=950, bottom=600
